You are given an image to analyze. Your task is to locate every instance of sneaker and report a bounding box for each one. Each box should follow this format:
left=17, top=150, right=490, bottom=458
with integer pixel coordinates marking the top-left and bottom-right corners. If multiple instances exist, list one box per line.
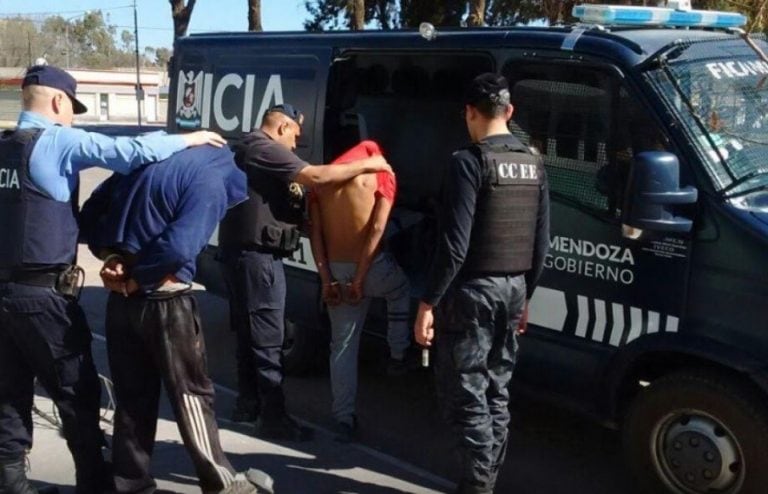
left=216, top=480, right=259, bottom=494
left=333, top=416, right=358, bottom=443
left=231, top=396, right=260, bottom=423
left=254, top=414, right=314, bottom=442
left=386, top=356, right=408, bottom=377
left=244, top=468, right=274, bottom=494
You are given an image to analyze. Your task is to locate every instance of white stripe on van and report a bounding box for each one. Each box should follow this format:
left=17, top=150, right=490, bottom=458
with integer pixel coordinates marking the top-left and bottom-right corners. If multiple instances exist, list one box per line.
left=609, top=303, right=625, bottom=347
left=528, top=287, right=568, bottom=332
left=665, top=315, right=679, bottom=333
left=647, top=311, right=660, bottom=334
left=575, top=295, right=589, bottom=338
left=627, top=307, right=643, bottom=343
left=592, top=299, right=607, bottom=343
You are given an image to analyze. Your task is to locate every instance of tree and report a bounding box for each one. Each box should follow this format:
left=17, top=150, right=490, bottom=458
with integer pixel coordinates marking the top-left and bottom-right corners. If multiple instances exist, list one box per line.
left=304, top=0, right=764, bottom=30
left=0, top=11, right=160, bottom=70
left=155, top=47, right=173, bottom=68
left=0, top=17, right=40, bottom=67
left=349, top=0, right=365, bottom=29
left=248, top=0, right=263, bottom=31
left=170, top=0, right=197, bottom=39
left=121, top=30, right=135, bottom=52
left=467, top=0, right=486, bottom=26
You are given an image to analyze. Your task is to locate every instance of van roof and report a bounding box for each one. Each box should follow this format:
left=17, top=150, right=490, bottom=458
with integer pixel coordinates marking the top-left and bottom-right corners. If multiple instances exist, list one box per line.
left=180, top=26, right=736, bottom=68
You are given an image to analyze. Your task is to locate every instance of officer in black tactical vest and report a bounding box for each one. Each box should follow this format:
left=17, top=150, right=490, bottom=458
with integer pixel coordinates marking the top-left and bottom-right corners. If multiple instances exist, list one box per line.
left=219, top=104, right=392, bottom=439
left=414, top=73, right=550, bottom=494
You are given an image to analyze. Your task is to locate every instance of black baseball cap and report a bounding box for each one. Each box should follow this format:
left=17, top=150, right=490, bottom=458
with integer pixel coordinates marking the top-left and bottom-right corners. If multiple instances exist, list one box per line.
left=22, top=65, right=88, bottom=114
left=463, top=73, right=511, bottom=108
left=266, top=103, right=304, bottom=127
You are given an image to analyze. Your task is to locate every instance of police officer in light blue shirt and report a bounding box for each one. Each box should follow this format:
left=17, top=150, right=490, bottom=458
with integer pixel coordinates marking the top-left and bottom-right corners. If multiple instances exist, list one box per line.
left=0, top=64, right=226, bottom=494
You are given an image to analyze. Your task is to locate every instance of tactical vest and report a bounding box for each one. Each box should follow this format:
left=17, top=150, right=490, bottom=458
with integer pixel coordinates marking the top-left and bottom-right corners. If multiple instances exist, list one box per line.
left=0, top=129, right=80, bottom=269
left=219, top=135, right=304, bottom=257
left=462, top=141, right=544, bottom=274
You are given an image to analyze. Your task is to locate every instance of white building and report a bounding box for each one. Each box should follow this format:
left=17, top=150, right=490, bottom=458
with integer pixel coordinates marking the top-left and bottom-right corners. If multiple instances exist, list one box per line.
left=0, top=67, right=168, bottom=125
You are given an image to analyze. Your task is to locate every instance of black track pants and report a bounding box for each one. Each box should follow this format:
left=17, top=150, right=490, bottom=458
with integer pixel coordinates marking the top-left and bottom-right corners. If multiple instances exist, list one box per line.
left=105, top=291, right=236, bottom=494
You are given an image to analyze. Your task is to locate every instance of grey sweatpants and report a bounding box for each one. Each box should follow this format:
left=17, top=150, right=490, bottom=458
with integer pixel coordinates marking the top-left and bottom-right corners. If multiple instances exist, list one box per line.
left=328, top=252, right=410, bottom=425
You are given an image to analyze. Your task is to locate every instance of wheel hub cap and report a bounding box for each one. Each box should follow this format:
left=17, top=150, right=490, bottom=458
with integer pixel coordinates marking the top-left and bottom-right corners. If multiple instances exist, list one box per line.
left=661, top=415, right=740, bottom=492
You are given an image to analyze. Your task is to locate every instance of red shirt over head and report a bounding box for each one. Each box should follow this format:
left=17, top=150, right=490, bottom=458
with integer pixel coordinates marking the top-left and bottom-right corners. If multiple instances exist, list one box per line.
left=309, top=140, right=396, bottom=203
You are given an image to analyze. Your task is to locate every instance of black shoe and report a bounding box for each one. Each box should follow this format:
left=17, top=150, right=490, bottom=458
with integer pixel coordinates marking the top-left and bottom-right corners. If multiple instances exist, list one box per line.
left=231, top=396, right=260, bottom=423
left=333, top=416, right=358, bottom=444
left=254, top=414, right=314, bottom=442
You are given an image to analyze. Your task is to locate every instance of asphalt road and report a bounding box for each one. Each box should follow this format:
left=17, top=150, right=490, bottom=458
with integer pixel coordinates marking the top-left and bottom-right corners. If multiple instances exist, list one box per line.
left=77, top=166, right=637, bottom=494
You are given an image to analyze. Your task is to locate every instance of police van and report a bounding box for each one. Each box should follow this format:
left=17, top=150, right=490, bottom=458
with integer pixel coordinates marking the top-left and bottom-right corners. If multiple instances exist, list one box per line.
left=169, top=5, right=768, bottom=493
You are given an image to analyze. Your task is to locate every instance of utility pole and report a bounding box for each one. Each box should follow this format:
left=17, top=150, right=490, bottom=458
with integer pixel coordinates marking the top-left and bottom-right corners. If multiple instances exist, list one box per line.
left=65, top=23, right=70, bottom=68
left=133, top=0, right=143, bottom=127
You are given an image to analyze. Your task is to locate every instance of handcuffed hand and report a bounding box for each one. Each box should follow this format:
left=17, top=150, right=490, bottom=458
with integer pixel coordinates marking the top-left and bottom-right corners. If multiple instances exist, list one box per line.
left=182, top=130, right=227, bottom=148
left=322, top=281, right=342, bottom=306
left=100, top=256, right=126, bottom=289
left=345, top=280, right=364, bottom=305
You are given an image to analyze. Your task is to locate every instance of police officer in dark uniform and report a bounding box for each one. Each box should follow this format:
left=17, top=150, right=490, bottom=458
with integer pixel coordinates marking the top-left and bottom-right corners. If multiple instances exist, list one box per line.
left=219, top=104, right=392, bottom=439
left=0, top=64, right=225, bottom=494
left=414, top=73, right=550, bottom=494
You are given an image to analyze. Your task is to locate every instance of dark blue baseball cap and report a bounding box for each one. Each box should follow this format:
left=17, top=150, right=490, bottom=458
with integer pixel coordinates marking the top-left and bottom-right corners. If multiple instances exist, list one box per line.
left=463, top=73, right=511, bottom=108
left=265, top=103, right=304, bottom=127
left=22, top=65, right=88, bottom=114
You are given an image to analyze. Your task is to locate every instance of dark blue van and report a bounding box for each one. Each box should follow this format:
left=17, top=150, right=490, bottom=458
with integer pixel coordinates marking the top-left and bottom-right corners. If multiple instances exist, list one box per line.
left=170, top=6, right=768, bottom=493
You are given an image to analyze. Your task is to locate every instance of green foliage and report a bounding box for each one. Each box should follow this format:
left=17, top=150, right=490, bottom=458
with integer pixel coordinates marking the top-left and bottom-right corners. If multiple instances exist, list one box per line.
left=304, top=0, right=765, bottom=31
left=0, top=10, right=170, bottom=69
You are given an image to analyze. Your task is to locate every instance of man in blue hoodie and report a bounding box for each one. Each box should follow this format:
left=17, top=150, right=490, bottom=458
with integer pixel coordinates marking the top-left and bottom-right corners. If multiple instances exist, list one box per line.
left=80, top=145, right=271, bottom=494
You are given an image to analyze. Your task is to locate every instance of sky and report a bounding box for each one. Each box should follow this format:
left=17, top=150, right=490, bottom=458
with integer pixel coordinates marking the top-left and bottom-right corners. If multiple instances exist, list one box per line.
left=0, top=0, right=311, bottom=50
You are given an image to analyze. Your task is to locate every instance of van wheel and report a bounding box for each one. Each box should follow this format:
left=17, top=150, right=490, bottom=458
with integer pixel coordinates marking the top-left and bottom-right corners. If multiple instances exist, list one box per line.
left=623, top=370, right=768, bottom=494
left=282, top=318, right=318, bottom=375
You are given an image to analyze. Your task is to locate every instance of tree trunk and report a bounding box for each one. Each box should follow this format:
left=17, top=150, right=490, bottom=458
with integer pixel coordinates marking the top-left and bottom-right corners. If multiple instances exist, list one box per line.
left=746, top=0, right=767, bottom=33
left=169, top=0, right=197, bottom=39
left=467, top=0, right=486, bottom=26
left=348, top=0, right=365, bottom=30
left=249, top=0, right=263, bottom=31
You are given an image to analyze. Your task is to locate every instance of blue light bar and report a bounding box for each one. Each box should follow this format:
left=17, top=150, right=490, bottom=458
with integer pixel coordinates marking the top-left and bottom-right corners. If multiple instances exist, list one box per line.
left=572, top=4, right=747, bottom=28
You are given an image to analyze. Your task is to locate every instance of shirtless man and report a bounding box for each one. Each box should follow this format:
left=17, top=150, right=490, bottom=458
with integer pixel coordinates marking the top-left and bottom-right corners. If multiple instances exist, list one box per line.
left=308, top=140, right=411, bottom=442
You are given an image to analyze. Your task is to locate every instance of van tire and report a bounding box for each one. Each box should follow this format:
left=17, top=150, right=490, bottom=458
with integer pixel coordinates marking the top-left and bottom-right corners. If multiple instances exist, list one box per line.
left=282, top=318, right=318, bottom=375
left=623, top=370, right=768, bottom=494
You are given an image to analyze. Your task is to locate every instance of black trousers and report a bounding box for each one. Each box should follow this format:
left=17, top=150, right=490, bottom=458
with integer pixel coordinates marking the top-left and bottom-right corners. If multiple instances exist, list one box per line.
left=434, top=275, right=526, bottom=492
left=0, top=282, right=105, bottom=493
left=223, top=251, right=287, bottom=421
left=106, top=291, right=236, bottom=494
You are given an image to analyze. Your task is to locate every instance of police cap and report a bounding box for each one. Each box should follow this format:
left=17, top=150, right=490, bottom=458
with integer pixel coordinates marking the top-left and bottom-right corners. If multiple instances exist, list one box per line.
left=22, top=65, right=88, bottom=114
left=463, top=73, right=511, bottom=108
left=265, top=103, right=304, bottom=128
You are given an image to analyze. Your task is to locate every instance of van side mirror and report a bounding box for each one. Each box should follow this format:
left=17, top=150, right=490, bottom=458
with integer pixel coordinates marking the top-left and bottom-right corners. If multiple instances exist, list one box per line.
left=623, top=152, right=698, bottom=233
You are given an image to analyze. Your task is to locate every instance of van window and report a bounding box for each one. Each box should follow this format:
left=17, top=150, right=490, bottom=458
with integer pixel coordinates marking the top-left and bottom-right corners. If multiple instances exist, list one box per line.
left=503, top=62, right=668, bottom=216
left=325, top=52, right=493, bottom=210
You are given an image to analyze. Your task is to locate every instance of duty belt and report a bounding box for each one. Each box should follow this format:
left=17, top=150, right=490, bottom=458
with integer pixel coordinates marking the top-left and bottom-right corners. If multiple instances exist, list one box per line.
left=0, top=268, right=61, bottom=287
left=0, top=265, right=85, bottom=299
